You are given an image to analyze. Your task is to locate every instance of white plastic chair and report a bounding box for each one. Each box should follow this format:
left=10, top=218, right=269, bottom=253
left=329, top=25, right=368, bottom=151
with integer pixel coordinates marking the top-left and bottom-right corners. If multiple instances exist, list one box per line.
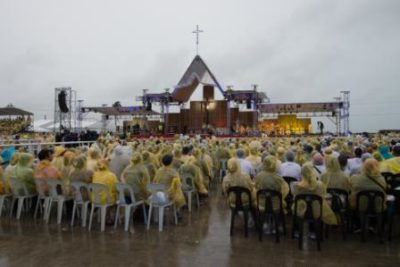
left=181, top=174, right=200, bottom=213
left=70, top=182, right=90, bottom=227
left=0, top=176, right=12, bottom=217
left=33, top=178, right=50, bottom=220
left=146, top=183, right=177, bottom=232
left=88, top=183, right=115, bottom=232
left=114, top=183, right=147, bottom=231
left=9, top=177, right=36, bottom=219
left=45, top=180, right=73, bottom=224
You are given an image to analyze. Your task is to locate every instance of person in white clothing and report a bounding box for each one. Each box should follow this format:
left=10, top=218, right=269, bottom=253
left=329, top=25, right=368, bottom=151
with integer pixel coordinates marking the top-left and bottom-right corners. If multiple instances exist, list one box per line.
left=279, top=150, right=301, bottom=180
left=347, top=147, right=363, bottom=175
left=236, top=149, right=255, bottom=179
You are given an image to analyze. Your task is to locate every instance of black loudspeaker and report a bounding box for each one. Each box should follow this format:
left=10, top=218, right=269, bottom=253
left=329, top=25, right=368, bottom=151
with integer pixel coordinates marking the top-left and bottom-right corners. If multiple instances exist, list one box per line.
left=58, top=91, right=69, bottom=113
left=146, top=102, right=152, bottom=111
left=246, top=99, right=252, bottom=109
left=105, top=115, right=109, bottom=120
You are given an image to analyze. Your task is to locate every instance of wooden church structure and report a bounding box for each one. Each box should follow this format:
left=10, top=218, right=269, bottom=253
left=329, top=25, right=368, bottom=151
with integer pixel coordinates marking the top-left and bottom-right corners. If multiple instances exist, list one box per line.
left=142, top=55, right=268, bottom=134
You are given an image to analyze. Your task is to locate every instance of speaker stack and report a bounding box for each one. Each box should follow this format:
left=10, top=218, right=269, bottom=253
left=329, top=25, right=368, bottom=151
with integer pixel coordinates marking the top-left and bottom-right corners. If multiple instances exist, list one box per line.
left=58, top=91, right=69, bottom=113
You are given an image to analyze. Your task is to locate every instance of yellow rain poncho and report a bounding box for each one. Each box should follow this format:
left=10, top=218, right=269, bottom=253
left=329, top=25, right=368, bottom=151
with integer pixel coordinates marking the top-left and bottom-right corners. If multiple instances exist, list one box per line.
left=121, top=153, right=150, bottom=201
left=153, top=165, right=186, bottom=209
left=292, top=163, right=337, bottom=225
left=92, top=161, right=117, bottom=204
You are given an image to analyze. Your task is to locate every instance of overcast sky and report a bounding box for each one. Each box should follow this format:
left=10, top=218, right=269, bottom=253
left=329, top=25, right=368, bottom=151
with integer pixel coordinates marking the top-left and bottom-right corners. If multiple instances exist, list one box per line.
left=0, top=0, right=399, bottom=132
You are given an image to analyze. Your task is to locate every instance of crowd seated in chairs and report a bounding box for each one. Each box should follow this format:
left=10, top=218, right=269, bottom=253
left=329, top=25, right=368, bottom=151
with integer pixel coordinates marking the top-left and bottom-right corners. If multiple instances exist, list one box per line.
left=0, top=131, right=399, bottom=251
left=0, top=117, right=31, bottom=135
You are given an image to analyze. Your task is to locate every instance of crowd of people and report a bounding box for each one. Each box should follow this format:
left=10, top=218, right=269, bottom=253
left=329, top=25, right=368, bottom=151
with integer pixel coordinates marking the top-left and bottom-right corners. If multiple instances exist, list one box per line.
left=0, top=132, right=399, bottom=233
left=0, top=117, right=32, bottom=135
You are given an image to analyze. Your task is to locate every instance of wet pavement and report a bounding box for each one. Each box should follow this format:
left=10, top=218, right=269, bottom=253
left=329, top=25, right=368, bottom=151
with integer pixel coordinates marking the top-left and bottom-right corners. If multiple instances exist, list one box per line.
left=0, top=187, right=400, bottom=267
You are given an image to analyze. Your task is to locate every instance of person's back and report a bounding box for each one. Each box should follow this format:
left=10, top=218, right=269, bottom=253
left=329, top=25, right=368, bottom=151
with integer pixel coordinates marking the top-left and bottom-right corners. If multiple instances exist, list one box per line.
left=292, top=163, right=337, bottom=225
left=109, top=144, right=132, bottom=179
left=11, top=153, right=35, bottom=194
left=92, top=161, right=117, bottom=204
left=279, top=150, right=301, bottom=180
left=255, top=156, right=289, bottom=211
left=236, top=149, right=255, bottom=178
left=70, top=155, right=93, bottom=183
left=222, top=158, right=255, bottom=208
left=321, top=156, right=350, bottom=192
left=384, top=145, right=400, bottom=174
left=34, top=149, right=61, bottom=193
left=179, top=160, right=208, bottom=194
left=350, top=159, right=387, bottom=211
left=153, top=154, right=186, bottom=209
left=347, top=147, right=363, bottom=175
left=121, top=153, right=150, bottom=201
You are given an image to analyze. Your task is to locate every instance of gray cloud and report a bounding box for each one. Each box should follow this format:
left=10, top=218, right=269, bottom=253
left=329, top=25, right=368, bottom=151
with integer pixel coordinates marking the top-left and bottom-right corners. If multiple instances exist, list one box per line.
left=0, top=0, right=399, bottom=132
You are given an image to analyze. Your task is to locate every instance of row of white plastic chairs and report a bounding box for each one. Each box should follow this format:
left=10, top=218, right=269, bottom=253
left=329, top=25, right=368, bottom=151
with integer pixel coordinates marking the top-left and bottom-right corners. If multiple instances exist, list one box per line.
left=0, top=174, right=200, bottom=232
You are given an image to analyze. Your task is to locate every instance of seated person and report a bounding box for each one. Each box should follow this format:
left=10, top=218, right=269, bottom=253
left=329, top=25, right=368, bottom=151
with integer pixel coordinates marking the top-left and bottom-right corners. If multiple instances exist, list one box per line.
left=292, top=163, right=337, bottom=225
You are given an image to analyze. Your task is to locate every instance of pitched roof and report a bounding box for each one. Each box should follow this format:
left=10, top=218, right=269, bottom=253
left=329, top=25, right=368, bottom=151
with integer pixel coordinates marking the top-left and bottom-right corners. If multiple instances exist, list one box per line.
left=0, top=106, right=33, bottom=116
left=171, top=55, right=224, bottom=102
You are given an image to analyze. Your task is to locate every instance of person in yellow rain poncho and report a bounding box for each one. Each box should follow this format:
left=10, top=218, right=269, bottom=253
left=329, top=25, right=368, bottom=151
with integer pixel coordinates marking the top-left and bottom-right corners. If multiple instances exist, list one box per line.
left=51, top=146, right=66, bottom=172
left=292, top=163, right=337, bottom=225
left=86, top=148, right=101, bottom=173
left=222, top=158, right=256, bottom=208
left=246, top=140, right=262, bottom=170
left=120, top=152, right=150, bottom=202
left=10, top=153, right=36, bottom=194
left=255, top=155, right=289, bottom=211
left=349, top=158, right=387, bottom=211
left=179, top=157, right=208, bottom=195
left=383, top=144, right=400, bottom=174
left=321, top=156, right=350, bottom=192
left=153, top=154, right=186, bottom=209
left=2, top=153, right=19, bottom=193
left=92, top=160, right=117, bottom=205
left=142, top=151, right=157, bottom=182
left=60, top=151, right=75, bottom=196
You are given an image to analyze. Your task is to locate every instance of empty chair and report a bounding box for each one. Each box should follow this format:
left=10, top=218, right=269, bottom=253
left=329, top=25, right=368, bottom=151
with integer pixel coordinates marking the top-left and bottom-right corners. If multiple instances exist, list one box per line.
left=146, top=183, right=177, bottom=232
left=114, top=183, right=147, bottom=231
left=46, top=180, right=73, bottom=224
left=181, top=174, right=200, bottom=212
left=356, top=190, right=385, bottom=243
left=88, top=183, right=116, bottom=232
left=70, top=182, right=90, bottom=227
left=33, top=178, right=50, bottom=220
left=227, top=186, right=253, bottom=238
left=9, top=177, right=36, bottom=219
left=0, top=176, right=12, bottom=217
left=292, top=194, right=323, bottom=251
left=257, top=189, right=286, bottom=242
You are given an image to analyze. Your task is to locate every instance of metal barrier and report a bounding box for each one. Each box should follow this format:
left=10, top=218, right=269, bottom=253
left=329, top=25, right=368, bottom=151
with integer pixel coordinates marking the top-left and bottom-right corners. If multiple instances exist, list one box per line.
left=0, top=141, right=96, bottom=157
